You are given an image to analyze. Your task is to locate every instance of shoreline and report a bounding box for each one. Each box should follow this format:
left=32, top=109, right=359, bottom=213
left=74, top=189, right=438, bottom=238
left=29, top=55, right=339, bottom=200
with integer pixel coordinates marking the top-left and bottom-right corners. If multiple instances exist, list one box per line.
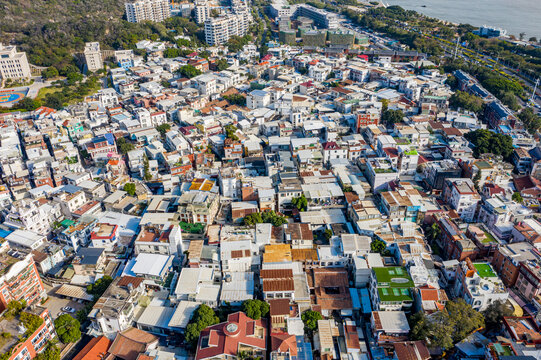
left=379, top=0, right=539, bottom=38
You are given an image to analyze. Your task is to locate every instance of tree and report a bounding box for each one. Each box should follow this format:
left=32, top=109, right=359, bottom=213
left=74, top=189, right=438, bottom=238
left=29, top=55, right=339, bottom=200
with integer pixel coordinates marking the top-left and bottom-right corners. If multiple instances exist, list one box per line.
left=483, top=300, right=513, bottom=329
left=177, top=65, right=202, bottom=79
left=512, top=192, right=523, bottom=203
left=35, top=343, right=60, bottom=360
left=185, top=305, right=220, bottom=348
left=143, top=154, right=152, bottom=181
left=291, top=194, right=308, bottom=211
left=518, top=107, right=541, bottom=135
left=301, top=310, right=323, bottom=332
left=380, top=98, right=389, bottom=112
left=123, top=183, right=136, bottom=196
left=41, top=67, right=59, bottom=80
left=382, top=109, right=404, bottom=127
left=409, top=311, right=454, bottom=350
left=215, top=58, right=230, bottom=71
left=243, top=212, right=263, bottom=226
left=324, top=228, right=333, bottom=241
left=87, top=276, right=113, bottom=297
left=241, top=299, right=270, bottom=320
left=224, top=124, right=239, bottom=141
left=426, top=223, right=441, bottom=242
left=117, top=137, right=135, bottom=154
left=449, top=91, right=484, bottom=114
left=464, top=129, right=514, bottom=160
left=370, top=239, right=386, bottom=254
left=223, top=94, right=246, bottom=106
left=445, top=299, right=485, bottom=342
left=16, top=97, right=41, bottom=111
left=473, top=171, right=482, bottom=192
left=54, top=314, right=81, bottom=343
left=20, top=312, right=44, bottom=334
left=519, top=32, right=526, bottom=41
left=261, top=210, right=287, bottom=227
left=156, top=123, right=171, bottom=137
left=529, top=37, right=538, bottom=43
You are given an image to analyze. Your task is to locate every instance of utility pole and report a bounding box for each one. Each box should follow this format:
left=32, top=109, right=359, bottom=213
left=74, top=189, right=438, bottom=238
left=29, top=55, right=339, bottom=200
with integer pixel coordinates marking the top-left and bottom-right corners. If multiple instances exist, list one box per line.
left=453, top=36, right=460, bottom=60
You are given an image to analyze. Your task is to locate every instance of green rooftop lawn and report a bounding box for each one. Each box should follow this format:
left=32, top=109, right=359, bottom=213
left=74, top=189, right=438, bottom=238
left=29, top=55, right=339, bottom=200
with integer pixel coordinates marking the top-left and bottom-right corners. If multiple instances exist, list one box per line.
left=404, top=149, right=418, bottom=156
left=474, top=263, right=497, bottom=278
left=373, top=267, right=414, bottom=287
left=482, top=230, right=497, bottom=244
left=179, top=221, right=205, bottom=234
left=378, top=287, right=413, bottom=302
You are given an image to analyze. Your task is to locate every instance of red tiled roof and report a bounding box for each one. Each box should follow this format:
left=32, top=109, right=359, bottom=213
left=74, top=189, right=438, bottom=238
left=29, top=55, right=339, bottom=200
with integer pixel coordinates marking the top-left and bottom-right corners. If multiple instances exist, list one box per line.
left=108, top=327, right=158, bottom=360
left=73, top=336, right=112, bottom=360
left=195, top=312, right=267, bottom=360
left=271, top=334, right=297, bottom=356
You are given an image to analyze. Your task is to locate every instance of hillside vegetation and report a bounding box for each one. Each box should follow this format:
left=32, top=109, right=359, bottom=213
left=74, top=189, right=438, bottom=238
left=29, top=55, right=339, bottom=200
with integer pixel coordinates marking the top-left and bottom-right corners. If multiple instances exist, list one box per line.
left=0, top=0, right=189, bottom=69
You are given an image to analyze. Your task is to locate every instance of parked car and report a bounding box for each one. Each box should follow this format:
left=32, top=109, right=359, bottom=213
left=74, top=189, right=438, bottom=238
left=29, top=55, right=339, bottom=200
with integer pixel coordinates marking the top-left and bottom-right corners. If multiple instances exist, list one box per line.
left=61, top=306, right=76, bottom=313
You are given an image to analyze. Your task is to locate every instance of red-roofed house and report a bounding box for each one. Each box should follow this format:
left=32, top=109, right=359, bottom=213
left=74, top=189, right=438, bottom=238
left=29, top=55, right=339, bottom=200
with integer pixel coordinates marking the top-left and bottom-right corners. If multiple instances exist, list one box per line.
left=73, top=336, right=112, bottom=360
left=271, top=334, right=297, bottom=360
left=322, top=142, right=347, bottom=164
left=195, top=312, right=267, bottom=360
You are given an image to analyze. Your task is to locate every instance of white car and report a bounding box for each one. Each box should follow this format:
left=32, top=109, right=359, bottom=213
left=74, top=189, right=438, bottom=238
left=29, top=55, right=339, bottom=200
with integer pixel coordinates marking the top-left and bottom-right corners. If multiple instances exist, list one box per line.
left=61, top=306, right=76, bottom=313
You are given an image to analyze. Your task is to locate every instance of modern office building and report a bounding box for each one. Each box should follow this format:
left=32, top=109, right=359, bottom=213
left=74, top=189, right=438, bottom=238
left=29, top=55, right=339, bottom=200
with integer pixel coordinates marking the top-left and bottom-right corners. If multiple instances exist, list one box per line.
left=295, top=4, right=338, bottom=29
left=84, top=42, right=103, bottom=72
left=0, top=43, right=31, bottom=80
left=125, top=0, right=171, bottom=23
left=204, top=13, right=250, bottom=46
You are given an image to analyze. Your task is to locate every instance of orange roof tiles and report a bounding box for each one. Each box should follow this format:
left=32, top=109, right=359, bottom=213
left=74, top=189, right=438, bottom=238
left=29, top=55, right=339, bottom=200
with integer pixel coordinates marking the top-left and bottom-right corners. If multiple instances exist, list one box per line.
left=73, top=336, right=112, bottom=360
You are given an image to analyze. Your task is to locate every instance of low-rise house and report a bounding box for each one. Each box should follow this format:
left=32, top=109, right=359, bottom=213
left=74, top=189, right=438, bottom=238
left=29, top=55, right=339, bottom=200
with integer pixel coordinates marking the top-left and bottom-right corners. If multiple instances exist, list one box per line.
left=88, top=276, right=145, bottom=339
left=369, top=267, right=414, bottom=311
left=453, top=259, right=508, bottom=311
left=195, top=312, right=267, bottom=360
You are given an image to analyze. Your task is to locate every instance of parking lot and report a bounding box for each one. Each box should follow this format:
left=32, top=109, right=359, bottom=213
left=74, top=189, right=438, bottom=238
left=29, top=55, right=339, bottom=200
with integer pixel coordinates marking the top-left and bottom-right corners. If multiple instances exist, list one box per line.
left=42, top=284, right=85, bottom=319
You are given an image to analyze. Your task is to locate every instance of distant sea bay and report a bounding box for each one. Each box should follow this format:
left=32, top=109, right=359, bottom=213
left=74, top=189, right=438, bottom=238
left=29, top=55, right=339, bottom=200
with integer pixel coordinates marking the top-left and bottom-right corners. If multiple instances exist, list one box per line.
left=382, top=0, right=541, bottom=39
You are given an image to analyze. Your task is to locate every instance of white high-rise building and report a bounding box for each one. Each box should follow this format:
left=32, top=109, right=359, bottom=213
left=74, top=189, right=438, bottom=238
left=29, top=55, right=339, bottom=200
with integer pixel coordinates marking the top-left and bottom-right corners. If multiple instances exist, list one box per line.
left=204, top=13, right=250, bottom=46
left=195, top=0, right=210, bottom=24
left=125, top=0, right=171, bottom=23
left=84, top=42, right=103, bottom=72
left=0, top=43, right=31, bottom=80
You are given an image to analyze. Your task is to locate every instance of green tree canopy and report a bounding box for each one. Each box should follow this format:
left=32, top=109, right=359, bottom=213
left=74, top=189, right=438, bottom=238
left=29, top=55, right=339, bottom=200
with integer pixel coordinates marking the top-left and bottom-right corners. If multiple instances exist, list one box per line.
left=185, top=305, right=220, bottom=349
left=518, top=107, right=541, bottom=135
left=291, top=194, right=308, bottom=212
left=117, top=137, right=135, bottom=155
left=177, top=64, right=202, bottom=79
left=370, top=239, right=386, bottom=254
left=156, top=123, right=171, bottom=137
left=35, top=343, right=60, bottom=360
left=223, top=94, right=246, bottom=106
left=512, top=192, right=524, bottom=203
left=464, top=129, right=514, bottom=160
left=301, top=310, right=323, bottom=332
left=241, top=299, right=270, bottom=320
left=87, top=276, right=113, bottom=297
left=123, top=183, right=136, bottom=196
left=54, top=314, right=81, bottom=343
left=482, top=300, right=513, bottom=329
left=382, top=109, right=405, bottom=127
left=449, top=91, right=484, bottom=114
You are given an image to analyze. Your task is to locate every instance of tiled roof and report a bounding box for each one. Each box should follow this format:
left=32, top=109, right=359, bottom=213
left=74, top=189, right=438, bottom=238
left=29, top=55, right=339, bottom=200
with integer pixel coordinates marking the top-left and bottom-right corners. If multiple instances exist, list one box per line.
left=73, top=336, right=112, bottom=360
left=195, top=312, right=267, bottom=360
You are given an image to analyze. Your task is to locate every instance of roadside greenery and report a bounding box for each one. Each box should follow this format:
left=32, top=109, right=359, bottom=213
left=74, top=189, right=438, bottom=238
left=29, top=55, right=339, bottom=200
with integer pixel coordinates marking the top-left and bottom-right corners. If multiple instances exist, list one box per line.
left=54, top=314, right=81, bottom=344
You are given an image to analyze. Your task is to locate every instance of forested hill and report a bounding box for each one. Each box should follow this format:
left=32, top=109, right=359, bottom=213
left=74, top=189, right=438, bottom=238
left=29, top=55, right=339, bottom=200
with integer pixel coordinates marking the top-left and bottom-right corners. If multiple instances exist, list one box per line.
left=0, top=0, right=158, bottom=69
